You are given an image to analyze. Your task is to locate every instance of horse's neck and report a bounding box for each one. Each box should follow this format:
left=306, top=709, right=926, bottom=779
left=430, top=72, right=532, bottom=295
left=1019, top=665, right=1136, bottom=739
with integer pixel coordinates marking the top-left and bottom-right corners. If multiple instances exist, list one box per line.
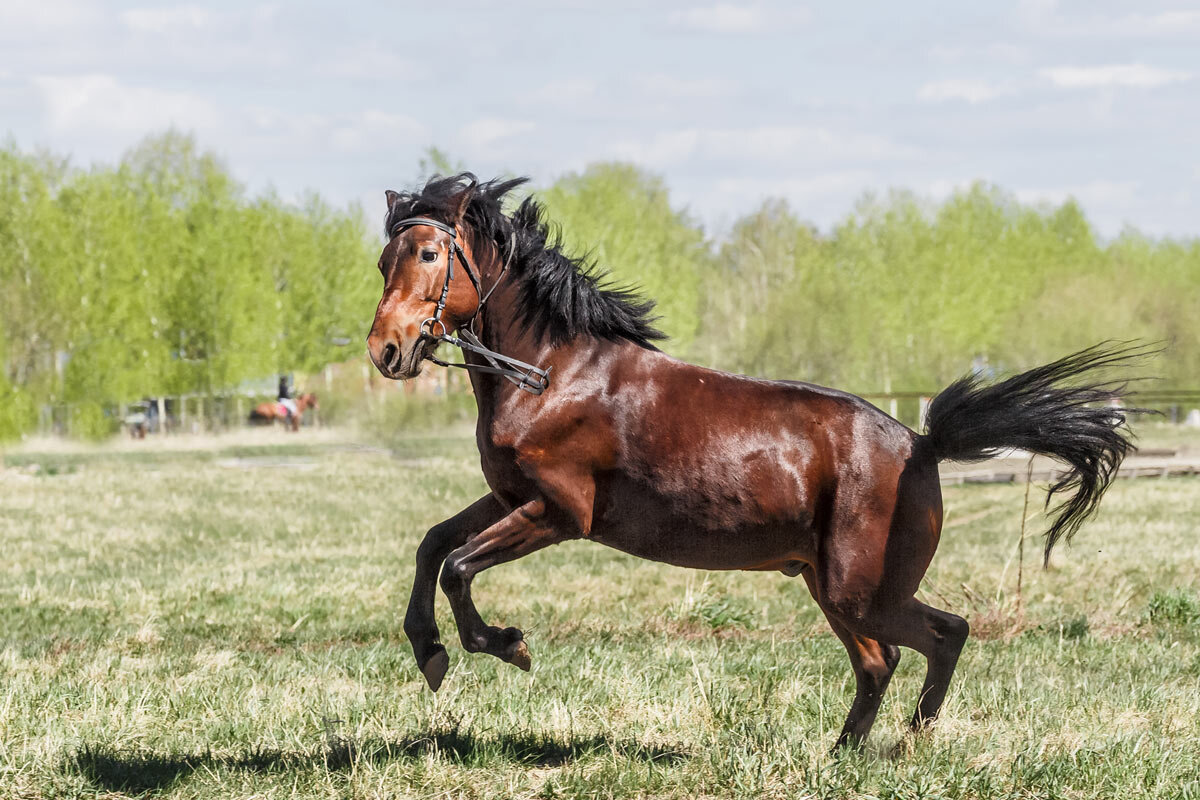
left=463, top=280, right=558, bottom=413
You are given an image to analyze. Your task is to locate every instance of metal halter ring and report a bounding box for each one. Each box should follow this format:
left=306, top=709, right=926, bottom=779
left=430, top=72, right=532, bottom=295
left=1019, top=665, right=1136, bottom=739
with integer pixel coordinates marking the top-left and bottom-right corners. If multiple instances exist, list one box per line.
left=420, top=317, right=448, bottom=339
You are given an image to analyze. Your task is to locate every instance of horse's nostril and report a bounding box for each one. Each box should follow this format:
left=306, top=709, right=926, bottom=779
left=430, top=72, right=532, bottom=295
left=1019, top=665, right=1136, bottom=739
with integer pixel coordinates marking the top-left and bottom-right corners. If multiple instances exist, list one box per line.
left=382, top=342, right=399, bottom=371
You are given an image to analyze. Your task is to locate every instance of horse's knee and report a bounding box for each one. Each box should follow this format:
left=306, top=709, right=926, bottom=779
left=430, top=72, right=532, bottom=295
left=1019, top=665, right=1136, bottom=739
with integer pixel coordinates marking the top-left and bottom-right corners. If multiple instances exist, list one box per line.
left=419, top=516, right=474, bottom=569
left=417, top=527, right=451, bottom=566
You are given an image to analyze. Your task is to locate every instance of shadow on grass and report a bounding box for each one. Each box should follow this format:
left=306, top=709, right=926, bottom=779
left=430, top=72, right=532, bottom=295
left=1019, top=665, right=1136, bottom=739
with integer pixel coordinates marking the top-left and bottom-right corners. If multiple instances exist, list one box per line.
left=68, top=728, right=689, bottom=795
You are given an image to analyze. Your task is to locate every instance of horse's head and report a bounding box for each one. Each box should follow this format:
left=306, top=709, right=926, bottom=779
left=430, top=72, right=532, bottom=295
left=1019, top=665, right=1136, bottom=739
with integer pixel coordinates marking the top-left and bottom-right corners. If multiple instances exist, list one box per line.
left=300, top=392, right=318, bottom=411
left=367, top=180, right=484, bottom=380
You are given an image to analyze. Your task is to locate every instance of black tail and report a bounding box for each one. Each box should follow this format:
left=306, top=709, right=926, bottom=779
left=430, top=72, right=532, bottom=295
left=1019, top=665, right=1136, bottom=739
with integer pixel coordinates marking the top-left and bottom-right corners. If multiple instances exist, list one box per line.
left=924, top=342, right=1155, bottom=563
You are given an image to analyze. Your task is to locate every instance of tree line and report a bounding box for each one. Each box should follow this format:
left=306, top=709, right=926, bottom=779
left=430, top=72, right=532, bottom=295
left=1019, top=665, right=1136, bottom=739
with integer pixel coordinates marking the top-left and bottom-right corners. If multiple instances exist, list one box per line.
left=0, top=133, right=378, bottom=438
left=2, top=136, right=1196, bottom=439
left=547, top=164, right=1198, bottom=399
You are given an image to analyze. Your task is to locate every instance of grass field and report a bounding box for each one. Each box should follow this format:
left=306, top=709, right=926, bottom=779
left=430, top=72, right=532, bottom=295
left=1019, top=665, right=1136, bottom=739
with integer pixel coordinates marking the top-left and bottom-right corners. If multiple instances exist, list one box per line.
left=2, top=426, right=1199, bottom=799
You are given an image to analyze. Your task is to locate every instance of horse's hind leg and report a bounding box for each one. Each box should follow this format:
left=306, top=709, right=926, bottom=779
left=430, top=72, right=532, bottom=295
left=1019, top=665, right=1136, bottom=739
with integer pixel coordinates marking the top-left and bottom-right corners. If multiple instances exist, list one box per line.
left=823, top=588, right=969, bottom=733
left=439, top=498, right=563, bottom=670
left=820, top=458, right=969, bottom=737
left=800, top=567, right=901, bottom=749
left=404, top=494, right=504, bottom=690
left=896, top=601, right=969, bottom=729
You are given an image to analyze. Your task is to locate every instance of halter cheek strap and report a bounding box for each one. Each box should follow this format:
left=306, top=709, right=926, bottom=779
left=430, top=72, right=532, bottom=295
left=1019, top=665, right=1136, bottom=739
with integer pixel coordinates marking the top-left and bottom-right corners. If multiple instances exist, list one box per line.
left=389, top=217, right=551, bottom=395
left=390, top=217, right=481, bottom=324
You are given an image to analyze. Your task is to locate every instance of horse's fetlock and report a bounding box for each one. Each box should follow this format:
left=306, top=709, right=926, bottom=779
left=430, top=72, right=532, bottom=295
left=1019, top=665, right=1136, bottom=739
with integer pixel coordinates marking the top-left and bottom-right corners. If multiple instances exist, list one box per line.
left=403, top=619, right=432, bottom=643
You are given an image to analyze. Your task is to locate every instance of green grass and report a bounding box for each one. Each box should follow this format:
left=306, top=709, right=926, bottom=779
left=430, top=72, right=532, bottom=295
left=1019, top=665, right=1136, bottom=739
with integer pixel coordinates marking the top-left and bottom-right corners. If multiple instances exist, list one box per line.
left=2, top=428, right=1199, bottom=799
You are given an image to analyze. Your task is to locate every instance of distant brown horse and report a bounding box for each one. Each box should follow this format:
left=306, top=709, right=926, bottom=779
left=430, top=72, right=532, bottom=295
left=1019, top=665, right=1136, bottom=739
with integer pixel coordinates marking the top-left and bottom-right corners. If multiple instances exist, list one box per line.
left=366, top=174, right=1143, bottom=750
left=249, top=393, right=318, bottom=432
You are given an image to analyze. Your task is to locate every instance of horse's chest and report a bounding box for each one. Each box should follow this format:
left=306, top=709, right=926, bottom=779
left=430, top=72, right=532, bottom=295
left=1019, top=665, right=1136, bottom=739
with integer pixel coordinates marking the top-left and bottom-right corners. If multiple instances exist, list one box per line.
left=476, top=442, right=531, bottom=508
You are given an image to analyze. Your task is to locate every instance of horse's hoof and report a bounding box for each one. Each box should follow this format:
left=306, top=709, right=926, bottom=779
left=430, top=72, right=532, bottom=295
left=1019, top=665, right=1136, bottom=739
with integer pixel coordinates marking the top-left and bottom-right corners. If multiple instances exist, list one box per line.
left=508, top=640, right=532, bottom=672
left=421, top=649, right=449, bottom=691
left=829, top=736, right=865, bottom=757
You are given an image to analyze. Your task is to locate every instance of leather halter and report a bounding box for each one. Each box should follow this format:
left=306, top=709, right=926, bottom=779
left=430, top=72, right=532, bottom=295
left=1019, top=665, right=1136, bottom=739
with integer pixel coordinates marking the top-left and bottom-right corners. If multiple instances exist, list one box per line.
left=389, top=216, right=551, bottom=395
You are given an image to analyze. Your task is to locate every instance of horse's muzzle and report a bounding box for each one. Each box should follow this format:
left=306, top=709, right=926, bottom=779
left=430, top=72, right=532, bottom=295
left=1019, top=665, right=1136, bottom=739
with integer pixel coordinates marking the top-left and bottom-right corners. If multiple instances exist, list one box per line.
left=368, top=334, right=424, bottom=380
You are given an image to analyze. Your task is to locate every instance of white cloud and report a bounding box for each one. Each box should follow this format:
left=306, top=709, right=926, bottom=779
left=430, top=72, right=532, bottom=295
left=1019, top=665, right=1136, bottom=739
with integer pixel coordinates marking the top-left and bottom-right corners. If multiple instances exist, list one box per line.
left=120, top=6, right=213, bottom=33
left=319, top=42, right=423, bottom=81
left=640, top=74, right=738, bottom=99
left=1015, top=180, right=1137, bottom=208
left=118, top=4, right=280, bottom=35
left=1101, top=11, right=1200, bottom=36
left=611, top=130, right=700, bottom=167
left=34, top=74, right=220, bottom=136
left=610, top=125, right=917, bottom=169
left=458, top=118, right=536, bottom=151
left=674, top=170, right=875, bottom=230
left=527, top=78, right=600, bottom=106
left=713, top=171, right=874, bottom=204
left=929, top=43, right=1029, bottom=64
left=918, top=79, right=1015, bottom=104
left=31, top=74, right=427, bottom=167
left=1027, top=6, right=1200, bottom=40
left=238, top=107, right=428, bottom=158
left=668, top=4, right=798, bottom=34
left=0, top=0, right=101, bottom=32
left=926, top=178, right=988, bottom=200
left=1040, top=63, right=1192, bottom=89
left=329, top=111, right=427, bottom=155
left=1017, top=0, right=1059, bottom=28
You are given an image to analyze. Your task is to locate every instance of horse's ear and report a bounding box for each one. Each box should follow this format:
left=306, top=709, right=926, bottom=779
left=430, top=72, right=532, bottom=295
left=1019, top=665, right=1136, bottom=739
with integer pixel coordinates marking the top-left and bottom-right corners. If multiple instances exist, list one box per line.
left=385, top=190, right=401, bottom=211
left=450, top=179, right=477, bottom=226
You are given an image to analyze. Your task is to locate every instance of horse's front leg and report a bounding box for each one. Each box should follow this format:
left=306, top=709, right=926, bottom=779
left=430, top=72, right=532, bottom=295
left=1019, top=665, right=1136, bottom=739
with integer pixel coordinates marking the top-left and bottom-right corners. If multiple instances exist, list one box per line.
left=438, top=498, right=564, bottom=672
left=404, top=494, right=505, bottom=691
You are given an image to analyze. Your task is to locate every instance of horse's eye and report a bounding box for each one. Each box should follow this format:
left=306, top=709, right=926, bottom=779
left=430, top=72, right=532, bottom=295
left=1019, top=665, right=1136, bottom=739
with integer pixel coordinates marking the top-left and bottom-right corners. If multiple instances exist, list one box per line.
left=421, top=250, right=437, bottom=263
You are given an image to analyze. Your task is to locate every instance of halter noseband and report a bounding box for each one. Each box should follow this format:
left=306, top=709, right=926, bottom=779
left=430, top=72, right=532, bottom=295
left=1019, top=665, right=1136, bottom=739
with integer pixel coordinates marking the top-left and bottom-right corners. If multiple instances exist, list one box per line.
left=389, top=216, right=551, bottom=395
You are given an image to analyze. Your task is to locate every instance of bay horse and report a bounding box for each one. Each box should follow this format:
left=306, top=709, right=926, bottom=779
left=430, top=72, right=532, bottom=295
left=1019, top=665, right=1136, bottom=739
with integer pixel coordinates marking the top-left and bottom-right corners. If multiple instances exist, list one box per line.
left=248, top=392, right=318, bottom=432
left=366, top=174, right=1142, bottom=749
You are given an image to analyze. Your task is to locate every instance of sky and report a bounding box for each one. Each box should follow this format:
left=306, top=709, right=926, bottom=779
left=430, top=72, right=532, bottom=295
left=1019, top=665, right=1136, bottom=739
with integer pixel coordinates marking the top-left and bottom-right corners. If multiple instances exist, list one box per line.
left=2, top=0, right=1198, bottom=238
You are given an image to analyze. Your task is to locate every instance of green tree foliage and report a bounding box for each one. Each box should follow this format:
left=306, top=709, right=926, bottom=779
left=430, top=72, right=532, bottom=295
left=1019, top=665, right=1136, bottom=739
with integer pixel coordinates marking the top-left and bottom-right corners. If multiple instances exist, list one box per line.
left=699, top=182, right=1198, bottom=392
left=0, top=133, right=377, bottom=439
left=3, top=142, right=1198, bottom=441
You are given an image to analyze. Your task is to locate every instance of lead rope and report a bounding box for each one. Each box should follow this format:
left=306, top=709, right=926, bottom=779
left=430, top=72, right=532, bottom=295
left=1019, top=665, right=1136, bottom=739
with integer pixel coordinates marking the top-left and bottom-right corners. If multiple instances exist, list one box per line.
left=427, top=328, right=550, bottom=394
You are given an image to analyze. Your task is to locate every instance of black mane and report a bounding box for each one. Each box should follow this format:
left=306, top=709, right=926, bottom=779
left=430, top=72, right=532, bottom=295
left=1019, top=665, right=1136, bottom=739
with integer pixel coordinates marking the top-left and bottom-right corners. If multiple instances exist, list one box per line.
left=385, top=173, right=664, bottom=349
